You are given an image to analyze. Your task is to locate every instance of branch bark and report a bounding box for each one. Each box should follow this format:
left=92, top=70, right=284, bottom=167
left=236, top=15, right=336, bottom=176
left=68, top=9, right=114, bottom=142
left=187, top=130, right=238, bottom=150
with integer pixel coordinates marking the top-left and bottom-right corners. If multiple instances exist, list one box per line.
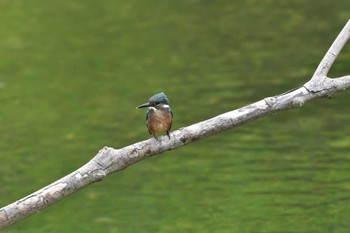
left=1, top=19, right=350, bottom=229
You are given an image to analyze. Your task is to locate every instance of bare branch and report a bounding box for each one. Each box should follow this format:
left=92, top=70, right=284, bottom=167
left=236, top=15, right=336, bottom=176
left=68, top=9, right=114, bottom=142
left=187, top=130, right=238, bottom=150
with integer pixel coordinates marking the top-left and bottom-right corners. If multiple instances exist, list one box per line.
left=305, top=20, right=350, bottom=91
left=313, top=20, right=350, bottom=78
left=1, top=19, right=350, bottom=230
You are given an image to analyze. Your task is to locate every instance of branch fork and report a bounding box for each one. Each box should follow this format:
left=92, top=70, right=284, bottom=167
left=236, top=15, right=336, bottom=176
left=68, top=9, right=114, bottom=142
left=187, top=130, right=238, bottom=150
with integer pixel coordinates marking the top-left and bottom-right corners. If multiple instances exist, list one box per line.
left=304, top=19, right=350, bottom=93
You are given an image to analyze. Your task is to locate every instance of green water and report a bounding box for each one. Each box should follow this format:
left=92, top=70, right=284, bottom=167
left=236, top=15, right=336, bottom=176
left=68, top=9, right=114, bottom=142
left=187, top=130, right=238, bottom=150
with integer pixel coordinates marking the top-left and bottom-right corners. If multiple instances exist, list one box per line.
left=1, top=1, right=350, bottom=232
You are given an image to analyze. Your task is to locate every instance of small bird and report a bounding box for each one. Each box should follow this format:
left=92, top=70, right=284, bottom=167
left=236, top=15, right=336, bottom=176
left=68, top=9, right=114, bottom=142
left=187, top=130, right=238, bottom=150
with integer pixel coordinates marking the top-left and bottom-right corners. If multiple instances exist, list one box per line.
left=136, top=92, right=173, bottom=139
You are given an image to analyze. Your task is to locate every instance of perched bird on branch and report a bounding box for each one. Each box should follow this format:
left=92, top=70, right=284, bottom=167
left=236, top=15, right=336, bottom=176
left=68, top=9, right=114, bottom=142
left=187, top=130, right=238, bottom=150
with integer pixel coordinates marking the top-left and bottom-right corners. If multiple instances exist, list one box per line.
left=137, top=92, right=173, bottom=139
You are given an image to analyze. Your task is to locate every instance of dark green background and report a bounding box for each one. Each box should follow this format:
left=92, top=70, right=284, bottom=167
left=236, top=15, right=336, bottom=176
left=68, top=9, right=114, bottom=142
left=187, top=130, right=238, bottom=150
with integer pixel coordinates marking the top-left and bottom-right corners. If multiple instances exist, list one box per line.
left=1, top=1, right=350, bottom=232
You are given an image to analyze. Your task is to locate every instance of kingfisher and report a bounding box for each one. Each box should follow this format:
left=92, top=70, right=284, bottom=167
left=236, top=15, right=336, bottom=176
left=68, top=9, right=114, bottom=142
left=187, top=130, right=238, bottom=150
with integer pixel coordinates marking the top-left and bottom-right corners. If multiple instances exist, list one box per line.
left=136, top=92, right=173, bottom=139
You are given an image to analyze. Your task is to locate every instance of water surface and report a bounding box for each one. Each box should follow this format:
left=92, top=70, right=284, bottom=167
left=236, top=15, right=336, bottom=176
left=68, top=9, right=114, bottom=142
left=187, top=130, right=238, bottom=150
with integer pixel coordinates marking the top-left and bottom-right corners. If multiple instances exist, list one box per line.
left=1, top=1, right=350, bottom=232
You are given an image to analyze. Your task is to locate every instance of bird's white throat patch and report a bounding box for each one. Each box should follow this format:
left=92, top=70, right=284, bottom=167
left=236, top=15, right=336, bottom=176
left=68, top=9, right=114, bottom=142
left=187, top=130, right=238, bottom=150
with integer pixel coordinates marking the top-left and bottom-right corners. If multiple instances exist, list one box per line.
left=149, top=106, right=157, bottom=111
left=149, top=104, right=169, bottom=111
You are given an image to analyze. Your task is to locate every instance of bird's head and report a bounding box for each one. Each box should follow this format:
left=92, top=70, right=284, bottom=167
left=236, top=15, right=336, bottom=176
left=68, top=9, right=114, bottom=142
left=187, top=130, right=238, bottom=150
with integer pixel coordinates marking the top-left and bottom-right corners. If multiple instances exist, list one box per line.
left=136, top=92, right=170, bottom=109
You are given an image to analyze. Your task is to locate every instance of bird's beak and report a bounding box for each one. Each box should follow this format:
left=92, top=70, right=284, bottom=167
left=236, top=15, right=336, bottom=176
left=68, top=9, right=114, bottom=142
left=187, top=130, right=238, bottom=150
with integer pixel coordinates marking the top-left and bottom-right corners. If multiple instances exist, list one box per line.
left=136, top=102, right=151, bottom=109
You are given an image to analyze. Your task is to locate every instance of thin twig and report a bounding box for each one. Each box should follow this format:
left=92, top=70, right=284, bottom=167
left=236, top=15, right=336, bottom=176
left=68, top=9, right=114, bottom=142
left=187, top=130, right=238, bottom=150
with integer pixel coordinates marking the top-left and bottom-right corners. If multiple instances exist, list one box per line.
left=312, top=19, right=350, bottom=79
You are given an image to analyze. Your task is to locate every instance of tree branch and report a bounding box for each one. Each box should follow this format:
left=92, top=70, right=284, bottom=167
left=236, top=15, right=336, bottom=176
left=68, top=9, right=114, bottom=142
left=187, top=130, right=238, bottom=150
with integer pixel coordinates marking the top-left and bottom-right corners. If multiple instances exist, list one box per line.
left=305, top=19, right=350, bottom=91
left=1, top=19, right=350, bottom=230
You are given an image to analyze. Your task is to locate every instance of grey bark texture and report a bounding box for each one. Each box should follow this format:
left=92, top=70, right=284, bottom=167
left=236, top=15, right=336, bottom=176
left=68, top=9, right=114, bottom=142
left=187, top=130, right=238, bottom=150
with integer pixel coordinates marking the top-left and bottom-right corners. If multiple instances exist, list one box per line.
left=1, top=19, right=350, bottom=229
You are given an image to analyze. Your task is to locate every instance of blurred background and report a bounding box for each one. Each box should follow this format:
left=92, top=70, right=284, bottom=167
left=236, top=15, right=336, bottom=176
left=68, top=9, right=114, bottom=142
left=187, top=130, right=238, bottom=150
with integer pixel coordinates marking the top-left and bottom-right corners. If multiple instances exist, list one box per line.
left=1, top=1, right=350, bottom=232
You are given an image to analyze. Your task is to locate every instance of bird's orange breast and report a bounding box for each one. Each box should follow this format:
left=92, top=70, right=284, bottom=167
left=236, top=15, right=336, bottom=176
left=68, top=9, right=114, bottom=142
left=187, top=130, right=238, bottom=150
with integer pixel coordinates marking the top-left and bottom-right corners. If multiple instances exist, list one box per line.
left=147, top=108, right=172, bottom=135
